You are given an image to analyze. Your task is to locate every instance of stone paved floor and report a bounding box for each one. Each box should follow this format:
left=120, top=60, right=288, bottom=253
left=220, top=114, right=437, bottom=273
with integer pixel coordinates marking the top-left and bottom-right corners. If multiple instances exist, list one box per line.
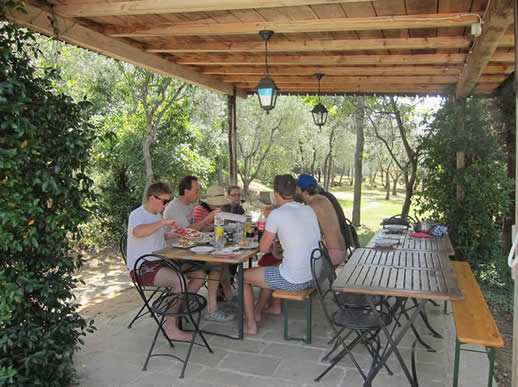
left=75, top=290, right=496, bottom=387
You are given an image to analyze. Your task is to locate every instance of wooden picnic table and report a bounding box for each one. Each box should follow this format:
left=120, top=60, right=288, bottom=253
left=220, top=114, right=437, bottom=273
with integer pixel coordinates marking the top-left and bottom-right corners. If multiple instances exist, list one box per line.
left=366, top=228, right=455, bottom=256
left=333, top=247, right=462, bottom=386
left=153, top=246, right=260, bottom=340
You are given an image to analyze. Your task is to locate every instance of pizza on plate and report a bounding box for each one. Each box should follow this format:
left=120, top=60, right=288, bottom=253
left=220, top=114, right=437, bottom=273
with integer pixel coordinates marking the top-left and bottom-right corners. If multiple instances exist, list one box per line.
left=173, top=227, right=201, bottom=239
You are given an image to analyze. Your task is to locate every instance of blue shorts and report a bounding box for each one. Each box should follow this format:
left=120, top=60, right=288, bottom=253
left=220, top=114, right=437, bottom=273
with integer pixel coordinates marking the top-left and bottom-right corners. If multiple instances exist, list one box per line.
left=263, top=266, right=313, bottom=291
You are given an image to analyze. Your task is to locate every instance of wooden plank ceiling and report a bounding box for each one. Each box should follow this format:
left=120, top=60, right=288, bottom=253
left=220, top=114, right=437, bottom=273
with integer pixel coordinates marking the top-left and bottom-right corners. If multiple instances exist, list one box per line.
left=7, top=0, right=516, bottom=97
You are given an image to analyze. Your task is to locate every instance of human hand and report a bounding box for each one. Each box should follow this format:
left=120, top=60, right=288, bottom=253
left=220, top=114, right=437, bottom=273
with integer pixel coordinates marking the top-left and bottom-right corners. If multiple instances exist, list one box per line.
left=161, top=219, right=178, bottom=229
left=263, top=204, right=275, bottom=217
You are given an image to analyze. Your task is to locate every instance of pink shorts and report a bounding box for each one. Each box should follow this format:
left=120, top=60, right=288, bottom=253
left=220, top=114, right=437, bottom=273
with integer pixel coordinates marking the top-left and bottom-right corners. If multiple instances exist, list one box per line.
left=328, top=248, right=346, bottom=266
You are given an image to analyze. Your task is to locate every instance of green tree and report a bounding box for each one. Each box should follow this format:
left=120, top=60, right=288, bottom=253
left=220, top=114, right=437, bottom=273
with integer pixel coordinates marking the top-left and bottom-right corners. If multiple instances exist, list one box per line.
left=417, top=96, right=513, bottom=280
left=0, top=14, right=95, bottom=385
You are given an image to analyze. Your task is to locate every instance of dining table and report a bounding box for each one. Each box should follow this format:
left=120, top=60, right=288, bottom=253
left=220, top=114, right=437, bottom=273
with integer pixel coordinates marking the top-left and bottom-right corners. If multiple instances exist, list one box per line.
left=153, top=245, right=260, bottom=340
left=333, top=246, right=463, bottom=386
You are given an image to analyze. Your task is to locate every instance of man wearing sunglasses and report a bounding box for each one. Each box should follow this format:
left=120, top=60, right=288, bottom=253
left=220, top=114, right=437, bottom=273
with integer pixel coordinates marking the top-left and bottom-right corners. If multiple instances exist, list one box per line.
left=127, top=181, right=206, bottom=341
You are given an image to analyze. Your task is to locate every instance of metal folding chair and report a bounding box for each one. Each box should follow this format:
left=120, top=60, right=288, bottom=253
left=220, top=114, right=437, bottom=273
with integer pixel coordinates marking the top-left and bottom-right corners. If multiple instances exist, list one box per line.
left=134, top=254, right=212, bottom=378
left=311, top=247, right=392, bottom=383
left=120, top=231, right=161, bottom=329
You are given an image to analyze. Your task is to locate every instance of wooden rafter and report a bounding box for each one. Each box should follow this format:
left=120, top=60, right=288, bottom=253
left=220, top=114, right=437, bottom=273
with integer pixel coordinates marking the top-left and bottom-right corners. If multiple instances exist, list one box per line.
left=456, top=0, right=514, bottom=98
left=105, top=13, right=481, bottom=37
left=54, top=0, right=372, bottom=18
left=4, top=3, right=245, bottom=97
left=147, top=36, right=473, bottom=53
left=175, top=53, right=468, bottom=66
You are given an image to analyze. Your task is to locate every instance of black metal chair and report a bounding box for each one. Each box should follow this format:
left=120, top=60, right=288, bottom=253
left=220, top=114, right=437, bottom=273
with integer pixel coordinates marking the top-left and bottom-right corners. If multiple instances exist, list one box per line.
left=311, top=246, right=392, bottom=383
left=342, top=217, right=360, bottom=256
left=134, top=254, right=212, bottom=378
left=120, top=231, right=162, bottom=329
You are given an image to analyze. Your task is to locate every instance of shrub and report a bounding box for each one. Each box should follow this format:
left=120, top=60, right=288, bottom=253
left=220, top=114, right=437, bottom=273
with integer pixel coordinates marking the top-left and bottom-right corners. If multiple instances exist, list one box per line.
left=0, top=12, right=95, bottom=385
left=417, top=96, right=513, bottom=288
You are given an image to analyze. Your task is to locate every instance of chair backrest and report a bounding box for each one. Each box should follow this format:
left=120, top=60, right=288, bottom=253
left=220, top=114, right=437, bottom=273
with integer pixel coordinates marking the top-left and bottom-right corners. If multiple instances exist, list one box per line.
left=310, top=247, right=335, bottom=301
left=343, top=218, right=360, bottom=251
left=134, top=254, right=187, bottom=295
left=120, top=231, right=128, bottom=265
left=380, top=213, right=416, bottom=227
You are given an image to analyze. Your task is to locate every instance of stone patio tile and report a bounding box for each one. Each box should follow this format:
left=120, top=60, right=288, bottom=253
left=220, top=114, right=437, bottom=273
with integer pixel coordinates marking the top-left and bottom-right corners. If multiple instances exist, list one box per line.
left=209, top=335, right=268, bottom=354
left=194, top=368, right=299, bottom=387
left=273, top=358, right=345, bottom=386
left=262, top=342, right=325, bottom=362
left=219, top=352, right=281, bottom=377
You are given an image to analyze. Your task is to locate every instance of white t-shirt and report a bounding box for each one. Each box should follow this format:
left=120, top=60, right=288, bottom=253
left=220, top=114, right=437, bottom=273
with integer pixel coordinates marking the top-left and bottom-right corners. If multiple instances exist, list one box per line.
left=163, top=197, right=194, bottom=228
left=265, top=201, right=321, bottom=283
left=126, top=206, right=166, bottom=270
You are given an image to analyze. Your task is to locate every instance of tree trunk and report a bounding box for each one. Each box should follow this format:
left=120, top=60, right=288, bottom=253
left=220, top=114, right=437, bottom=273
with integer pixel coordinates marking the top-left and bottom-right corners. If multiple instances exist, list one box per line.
left=385, top=169, right=390, bottom=200
left=392, top=171, right=400, bottom=195
left=339, top=163, right=345, bottom=184
left=352, top=107, right=365, bottom=226
left=142, top=131, right=154, bottom=203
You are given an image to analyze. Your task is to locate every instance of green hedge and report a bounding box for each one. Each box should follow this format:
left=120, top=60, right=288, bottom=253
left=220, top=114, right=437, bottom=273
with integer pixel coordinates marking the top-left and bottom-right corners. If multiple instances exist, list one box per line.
left=0, top=14, right=96, bottom=386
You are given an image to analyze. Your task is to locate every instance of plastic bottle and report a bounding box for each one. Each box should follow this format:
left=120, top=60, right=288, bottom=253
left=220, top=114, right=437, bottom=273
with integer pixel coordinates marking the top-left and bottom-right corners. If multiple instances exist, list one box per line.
left=257, top=209, right=266, bottom=241
left=214, top=212, right=225, bottom=250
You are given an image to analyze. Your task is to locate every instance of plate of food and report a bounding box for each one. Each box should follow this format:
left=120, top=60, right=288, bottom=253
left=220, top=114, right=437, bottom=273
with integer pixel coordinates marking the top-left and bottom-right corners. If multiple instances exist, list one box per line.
left=171, top=239, right=196, bottom=248
left=374, top=239, right=399, bottom=248
left=238, top=240, right=259, bottom=249
left=383, top=224, right=408, bottom=233
left=173, top=226, right=201, bottom=240
left=190, top=246, right=214, bottom=254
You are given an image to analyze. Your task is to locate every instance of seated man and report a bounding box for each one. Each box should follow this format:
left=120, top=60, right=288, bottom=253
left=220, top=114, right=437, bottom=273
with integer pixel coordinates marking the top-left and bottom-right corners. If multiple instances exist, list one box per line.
left=164, top=176, right=234, bottom=322
left=221, top=185, right=245, bottom=215
left=242, top=174, right=321, bottom=335
left=126, top=181, right=205, bottom=341
left=296, top=174, right=347, bottom=267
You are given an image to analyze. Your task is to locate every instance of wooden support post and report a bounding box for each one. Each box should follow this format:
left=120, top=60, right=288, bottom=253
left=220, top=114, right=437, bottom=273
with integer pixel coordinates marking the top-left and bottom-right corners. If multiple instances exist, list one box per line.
left=455, top=98, right=466, bottom=200
left=512, top=3, right=518, bottom=387
left=228, top=89, right=237, bottom=185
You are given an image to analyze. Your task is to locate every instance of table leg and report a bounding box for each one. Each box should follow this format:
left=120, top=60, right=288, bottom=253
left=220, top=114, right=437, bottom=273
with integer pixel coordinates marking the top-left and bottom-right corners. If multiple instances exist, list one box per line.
left=238, top=261, right=243, bottom=340
left=364, top=296, right=426, bottom=387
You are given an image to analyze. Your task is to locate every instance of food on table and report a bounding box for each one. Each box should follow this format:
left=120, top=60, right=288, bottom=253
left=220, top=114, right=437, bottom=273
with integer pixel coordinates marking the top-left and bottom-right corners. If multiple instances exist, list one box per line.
left=239, top=240, right=249, bottom=247
left=173, top=226, right=201, bottom=239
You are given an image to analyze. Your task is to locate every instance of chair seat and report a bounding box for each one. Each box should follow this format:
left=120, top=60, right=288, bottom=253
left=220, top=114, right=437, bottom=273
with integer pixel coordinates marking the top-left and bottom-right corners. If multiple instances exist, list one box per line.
left=151, top=292, right=207, bottom=317
left=333, top=308, right=391, bottom=330
left=335, top=293, right=382, bottom=308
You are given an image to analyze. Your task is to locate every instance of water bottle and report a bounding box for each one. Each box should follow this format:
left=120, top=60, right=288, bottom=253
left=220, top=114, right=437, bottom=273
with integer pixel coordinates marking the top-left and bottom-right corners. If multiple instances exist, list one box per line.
left=214, top=212, right=225, bottom=250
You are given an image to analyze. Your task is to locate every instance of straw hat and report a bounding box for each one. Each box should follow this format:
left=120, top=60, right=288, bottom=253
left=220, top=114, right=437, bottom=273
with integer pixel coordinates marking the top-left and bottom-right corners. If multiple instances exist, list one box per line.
left=204, top=185, right=231, bottom=206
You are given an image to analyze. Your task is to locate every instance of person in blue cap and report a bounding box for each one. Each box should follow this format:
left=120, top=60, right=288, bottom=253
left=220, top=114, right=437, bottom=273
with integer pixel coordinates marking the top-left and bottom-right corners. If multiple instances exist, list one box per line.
left=296, top=174, right=347, bottom=266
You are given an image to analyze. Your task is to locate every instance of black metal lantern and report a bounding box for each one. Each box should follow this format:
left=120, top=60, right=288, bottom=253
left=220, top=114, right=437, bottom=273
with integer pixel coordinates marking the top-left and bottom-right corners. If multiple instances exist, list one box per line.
left=312, top=73, right=328, bottom=128
left=256, top=30, right=279, bottom=114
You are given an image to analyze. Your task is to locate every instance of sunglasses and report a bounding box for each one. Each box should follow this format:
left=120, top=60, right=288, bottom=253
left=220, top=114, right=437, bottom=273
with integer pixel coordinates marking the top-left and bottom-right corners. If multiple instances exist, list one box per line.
left=153, top=195, right=170, bottom=205
left=229, top=193, right=241, bottom=197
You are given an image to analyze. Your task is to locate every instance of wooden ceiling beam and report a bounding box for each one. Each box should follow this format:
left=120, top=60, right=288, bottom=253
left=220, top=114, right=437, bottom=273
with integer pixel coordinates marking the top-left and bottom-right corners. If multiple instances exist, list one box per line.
left=106, top=13, right=481, bottom=37
left=456, top=0, right=514, bottom=98
left=224, top=74, right=461, bottom=84
left=201, top=65, right=463, bottom=76
left=238, top=84, right=449, bottom=94
left=4, top=3, right=245, bottom=98
left=54, top=0, right=372, bottom=18
left=489, top=50, right=515, bottom=63
left=147, top=36, right=472, bottom=53
left=176, top=53, right=467, bottom=65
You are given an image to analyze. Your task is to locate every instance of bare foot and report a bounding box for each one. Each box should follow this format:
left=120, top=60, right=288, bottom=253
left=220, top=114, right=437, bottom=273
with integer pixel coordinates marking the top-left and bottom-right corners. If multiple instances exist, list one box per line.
left=243, top=324, right=257, bottom=335
left=166, top=329, right=193, bottom=342
left=263, top=306, right=281, bottom=315
left=255, top=309, right=263, bottom=322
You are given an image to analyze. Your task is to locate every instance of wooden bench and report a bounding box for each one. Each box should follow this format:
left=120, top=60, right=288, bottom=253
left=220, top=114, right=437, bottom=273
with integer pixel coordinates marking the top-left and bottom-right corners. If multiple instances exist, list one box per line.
left=450, top=261, right=504, bottom=387
left=272, top=287, right=315, bottom=344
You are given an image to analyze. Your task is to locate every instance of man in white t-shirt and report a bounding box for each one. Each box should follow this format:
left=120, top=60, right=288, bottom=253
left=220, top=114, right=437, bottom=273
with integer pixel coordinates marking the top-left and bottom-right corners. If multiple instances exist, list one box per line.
left=242, top=175, right=321, bottom=335
left=163, top=175, right=234, bottom=323
left=127, top=181, right=205, bottom=341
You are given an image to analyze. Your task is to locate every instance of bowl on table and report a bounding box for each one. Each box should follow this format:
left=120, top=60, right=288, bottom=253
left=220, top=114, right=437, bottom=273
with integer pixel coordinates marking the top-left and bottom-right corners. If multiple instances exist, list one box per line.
left=383, top=224, right=408, bottom=233
left=373, top=239, right=399, bottom=248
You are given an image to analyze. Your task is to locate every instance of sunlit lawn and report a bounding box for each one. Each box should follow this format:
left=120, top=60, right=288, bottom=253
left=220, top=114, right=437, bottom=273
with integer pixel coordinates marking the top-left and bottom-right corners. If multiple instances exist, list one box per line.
left=330, top=183, right=413, bottom=246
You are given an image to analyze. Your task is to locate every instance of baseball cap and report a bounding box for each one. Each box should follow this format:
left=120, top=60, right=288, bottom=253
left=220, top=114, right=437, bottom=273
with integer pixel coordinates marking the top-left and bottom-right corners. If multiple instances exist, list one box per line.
left=296, top=174, right=318, bottom=191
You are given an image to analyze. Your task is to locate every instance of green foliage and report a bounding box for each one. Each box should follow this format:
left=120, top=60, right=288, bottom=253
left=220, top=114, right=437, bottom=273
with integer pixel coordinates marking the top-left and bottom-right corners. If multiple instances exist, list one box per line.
left=417, top=96, right=513, bottom=290
left=0, top=18, right=96, bottom=385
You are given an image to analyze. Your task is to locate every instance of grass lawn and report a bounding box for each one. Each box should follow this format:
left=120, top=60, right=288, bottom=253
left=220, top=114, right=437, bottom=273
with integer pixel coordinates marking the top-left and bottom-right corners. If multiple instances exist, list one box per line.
left=330, top=183, right=412, bottom=246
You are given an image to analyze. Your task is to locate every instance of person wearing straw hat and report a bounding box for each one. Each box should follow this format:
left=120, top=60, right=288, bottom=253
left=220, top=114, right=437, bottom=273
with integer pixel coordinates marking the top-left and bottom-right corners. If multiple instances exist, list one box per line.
left=193, top=185, right=231, bottom=231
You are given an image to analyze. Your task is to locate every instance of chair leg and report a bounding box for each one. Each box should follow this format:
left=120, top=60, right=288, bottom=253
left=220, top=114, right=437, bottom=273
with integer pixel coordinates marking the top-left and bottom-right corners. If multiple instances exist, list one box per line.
left=453, top=339, right=461, bottom=387
left=305, top=296, right=312, bottom=344
left=143, top=315, right=165, bottom=371
left=444, top=300, right=448, bottom=314
left=283, top=299, right=289, bottom=341
left=487, top=347, right=496, bottom=387
left=128, top=303, right=148, bottom=328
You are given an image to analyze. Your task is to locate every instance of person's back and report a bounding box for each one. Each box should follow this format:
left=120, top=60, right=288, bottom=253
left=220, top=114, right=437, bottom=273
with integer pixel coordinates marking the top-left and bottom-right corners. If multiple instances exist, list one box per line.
left=267, top=201, right=320, bottom=284
left=306, top=194, right=345, bottom=252
left=320, top=190, right=348, bottom=239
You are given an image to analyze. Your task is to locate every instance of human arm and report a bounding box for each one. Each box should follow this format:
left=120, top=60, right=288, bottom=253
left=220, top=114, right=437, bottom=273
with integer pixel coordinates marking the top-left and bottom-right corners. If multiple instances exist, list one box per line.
left=259, top=230, right=276, bottom=253
left=133, top=218, right=177, bottom=238
left=190, top=208, right=217, bottom=231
